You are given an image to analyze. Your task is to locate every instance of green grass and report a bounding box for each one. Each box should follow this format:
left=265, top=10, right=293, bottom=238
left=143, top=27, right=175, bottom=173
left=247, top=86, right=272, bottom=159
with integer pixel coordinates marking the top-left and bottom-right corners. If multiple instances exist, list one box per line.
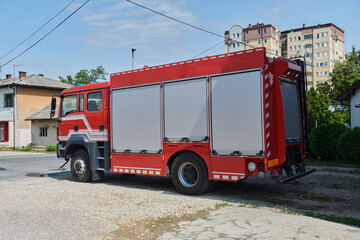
left=301, top=193, right=330, bottom=202
left=306, top=159, right=360, bottom=169
left=280, top=208, right=298, bottom=215
left=215, top=202, right=233, bottom=209
left=304, top=211, right=360, bottom=227
left=237, top=203, right=259, bottom=209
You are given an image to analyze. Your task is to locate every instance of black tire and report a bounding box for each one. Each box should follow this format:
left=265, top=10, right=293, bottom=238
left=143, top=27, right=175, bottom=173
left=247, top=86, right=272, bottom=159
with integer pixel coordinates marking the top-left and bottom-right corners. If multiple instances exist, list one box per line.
left=71, top=149, right=92, bottom=182
left=171, top=152, right=210, bottom=195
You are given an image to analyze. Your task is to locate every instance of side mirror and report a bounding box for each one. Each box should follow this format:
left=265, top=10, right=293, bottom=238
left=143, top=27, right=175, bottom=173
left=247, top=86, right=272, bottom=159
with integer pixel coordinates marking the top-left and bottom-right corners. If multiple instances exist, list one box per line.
left=50, top=97, right=56, bottom=118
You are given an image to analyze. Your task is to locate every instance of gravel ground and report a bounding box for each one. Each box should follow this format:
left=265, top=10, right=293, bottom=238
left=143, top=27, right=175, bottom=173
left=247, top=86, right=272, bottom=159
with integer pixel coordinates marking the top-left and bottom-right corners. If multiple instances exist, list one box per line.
left=0, top=164, right=359, bottom=239
left=0, top=173, right=220, bottom=240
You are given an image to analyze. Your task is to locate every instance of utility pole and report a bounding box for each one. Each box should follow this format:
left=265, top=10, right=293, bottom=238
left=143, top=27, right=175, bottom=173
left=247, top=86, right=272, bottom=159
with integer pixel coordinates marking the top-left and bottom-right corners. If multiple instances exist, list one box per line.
left=13, top=64, right=23, bottom=78
left=131, top=48, right=136, bottom=70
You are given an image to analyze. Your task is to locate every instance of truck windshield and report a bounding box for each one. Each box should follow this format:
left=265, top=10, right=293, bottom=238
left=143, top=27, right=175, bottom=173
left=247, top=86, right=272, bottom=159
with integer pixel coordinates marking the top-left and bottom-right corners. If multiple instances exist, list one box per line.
left=61, top=95, right=77, bottom=117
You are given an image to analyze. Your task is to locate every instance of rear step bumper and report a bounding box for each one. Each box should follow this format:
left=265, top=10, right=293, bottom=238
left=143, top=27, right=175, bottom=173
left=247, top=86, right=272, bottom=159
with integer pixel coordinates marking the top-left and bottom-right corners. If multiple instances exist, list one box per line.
left=279, top=168, right=316, bottom=184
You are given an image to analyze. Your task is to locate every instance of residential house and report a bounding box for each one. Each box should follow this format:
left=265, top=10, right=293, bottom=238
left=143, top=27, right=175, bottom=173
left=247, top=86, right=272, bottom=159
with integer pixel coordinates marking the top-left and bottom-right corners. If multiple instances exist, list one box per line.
left=25, top=104, right=59, bottom=147
left=0, top=72, right=70, bottom=148
left=338, top=81, right=360, bottom=129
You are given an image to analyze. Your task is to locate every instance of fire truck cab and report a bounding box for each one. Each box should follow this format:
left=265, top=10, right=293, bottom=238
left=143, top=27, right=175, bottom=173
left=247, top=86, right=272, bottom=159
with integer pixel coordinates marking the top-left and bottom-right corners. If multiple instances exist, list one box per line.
left=52, top=47, right=315, bottom=195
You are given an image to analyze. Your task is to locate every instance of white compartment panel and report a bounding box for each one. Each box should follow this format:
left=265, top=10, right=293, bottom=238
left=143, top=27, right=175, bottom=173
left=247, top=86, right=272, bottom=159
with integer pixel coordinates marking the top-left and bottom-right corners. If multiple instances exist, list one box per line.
left=164, top=78, right=208, bottom=141
left=211, top=71, right=263, bottom=155
left=111, top=85, right=161, bottom=153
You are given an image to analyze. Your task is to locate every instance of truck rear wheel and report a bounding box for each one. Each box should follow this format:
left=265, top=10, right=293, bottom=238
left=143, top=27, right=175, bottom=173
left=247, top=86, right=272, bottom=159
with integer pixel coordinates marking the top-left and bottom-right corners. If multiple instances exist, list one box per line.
left=71, top=149, right=92, bottom=182
left=171, top=152, right=210, bottom=195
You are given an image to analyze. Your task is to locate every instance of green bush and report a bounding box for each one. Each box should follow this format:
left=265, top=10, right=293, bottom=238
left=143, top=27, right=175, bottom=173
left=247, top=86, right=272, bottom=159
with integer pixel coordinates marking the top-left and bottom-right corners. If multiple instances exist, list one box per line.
left=45, top=145, right=57, bottom=152
left=337, top=127, right=360, bottom=163
left=22, top=144, right=32, bottom=151
left=309, top=123, right=348, bottom=161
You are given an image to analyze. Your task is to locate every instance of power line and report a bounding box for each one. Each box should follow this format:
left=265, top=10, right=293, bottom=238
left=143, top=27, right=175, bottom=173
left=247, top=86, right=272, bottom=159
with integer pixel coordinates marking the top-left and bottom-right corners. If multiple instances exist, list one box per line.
left=0, top=0, right=90, bottom=69
left=125, top=0, right=279, bottom=58
left=0, top=0, right=75, bottom=60
left=191, top=41, right=224, bottom=59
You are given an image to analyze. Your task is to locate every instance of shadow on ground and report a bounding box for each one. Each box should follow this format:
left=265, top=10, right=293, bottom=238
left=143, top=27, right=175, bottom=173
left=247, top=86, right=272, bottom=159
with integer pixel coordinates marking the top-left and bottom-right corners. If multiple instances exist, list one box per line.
left=42, top=165, right=360, bottom=220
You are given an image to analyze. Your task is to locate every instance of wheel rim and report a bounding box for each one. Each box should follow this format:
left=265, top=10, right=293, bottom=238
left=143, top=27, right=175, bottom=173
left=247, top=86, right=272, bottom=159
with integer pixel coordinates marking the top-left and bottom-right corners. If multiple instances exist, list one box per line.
left=178, top=162, right=199, bottom=188
left=74, top=157, right=86, bottom=177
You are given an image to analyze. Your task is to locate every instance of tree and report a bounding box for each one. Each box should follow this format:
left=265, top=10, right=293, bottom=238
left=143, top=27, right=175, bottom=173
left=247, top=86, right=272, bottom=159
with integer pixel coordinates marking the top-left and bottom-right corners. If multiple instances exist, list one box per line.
left=306, top=87, right=331, bottom=128
left=317, top=46, right=360, bottom=103
left=59, top=66, right=108, bottom=85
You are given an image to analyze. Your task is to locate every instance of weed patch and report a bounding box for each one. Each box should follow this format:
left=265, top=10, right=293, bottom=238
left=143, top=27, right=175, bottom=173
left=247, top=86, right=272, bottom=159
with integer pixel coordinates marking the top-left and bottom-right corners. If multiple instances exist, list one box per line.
left=215, top=202, right=233, bottom=209
left=304, top=212, right=360, bottom=227
left=302, top=193, right=330, bottom=202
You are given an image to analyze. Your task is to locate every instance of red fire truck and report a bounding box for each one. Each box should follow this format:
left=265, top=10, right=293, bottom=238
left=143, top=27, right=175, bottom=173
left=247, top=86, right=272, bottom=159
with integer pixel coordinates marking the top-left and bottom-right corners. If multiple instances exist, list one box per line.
left=51, top=47, right=315, bottom=195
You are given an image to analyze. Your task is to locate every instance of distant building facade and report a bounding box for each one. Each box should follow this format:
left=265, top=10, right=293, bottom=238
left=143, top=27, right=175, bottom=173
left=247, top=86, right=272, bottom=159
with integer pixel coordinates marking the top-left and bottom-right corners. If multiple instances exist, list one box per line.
left=0, top=72, right=70, bottom=148
left=225, top=23, right=281, bottom=56
left=281, top=23, right=345, bottom=88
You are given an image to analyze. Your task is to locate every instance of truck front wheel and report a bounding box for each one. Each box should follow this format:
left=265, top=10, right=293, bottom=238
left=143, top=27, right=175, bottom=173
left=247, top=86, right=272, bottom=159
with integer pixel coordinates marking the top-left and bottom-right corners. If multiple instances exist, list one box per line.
left=71, top=149, right=92, bottom=182
left=171, top=152, right=210, bottom=195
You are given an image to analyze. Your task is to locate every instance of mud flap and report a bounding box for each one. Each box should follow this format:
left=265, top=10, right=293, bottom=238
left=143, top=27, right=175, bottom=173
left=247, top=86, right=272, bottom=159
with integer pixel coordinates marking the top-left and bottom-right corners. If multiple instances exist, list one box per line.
left=282, top=145, right=306, bottom=177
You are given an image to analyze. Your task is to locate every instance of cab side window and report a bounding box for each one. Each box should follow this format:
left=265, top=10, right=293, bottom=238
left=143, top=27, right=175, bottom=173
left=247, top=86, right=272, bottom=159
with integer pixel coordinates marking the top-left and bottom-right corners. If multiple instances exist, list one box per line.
left=79, top=94, right=84, bottom=112
left=87, top=91, right=102, bottom=111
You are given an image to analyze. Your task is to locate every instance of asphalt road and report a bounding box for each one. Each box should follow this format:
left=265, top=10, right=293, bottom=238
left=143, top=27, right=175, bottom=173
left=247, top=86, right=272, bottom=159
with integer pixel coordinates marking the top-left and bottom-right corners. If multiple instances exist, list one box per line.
left=0, top=151, right=67, bottom=181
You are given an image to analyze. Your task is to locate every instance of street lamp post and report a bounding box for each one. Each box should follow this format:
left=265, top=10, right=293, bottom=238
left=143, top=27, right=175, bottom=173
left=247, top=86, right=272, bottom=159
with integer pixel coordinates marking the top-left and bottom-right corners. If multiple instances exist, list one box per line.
left=131, top=47, right=136, bottom=70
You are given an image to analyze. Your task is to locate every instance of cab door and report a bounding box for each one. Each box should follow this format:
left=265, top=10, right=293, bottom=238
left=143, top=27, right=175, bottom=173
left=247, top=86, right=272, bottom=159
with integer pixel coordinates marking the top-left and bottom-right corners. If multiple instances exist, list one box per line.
left=78, top=90, right=106, bottom=142
left=58, top=94, right=79, bottom=142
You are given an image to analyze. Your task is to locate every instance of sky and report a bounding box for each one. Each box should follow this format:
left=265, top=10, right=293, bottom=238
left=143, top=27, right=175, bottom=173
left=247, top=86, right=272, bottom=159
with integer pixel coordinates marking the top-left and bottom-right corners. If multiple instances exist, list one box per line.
left=0, top=0, right=359, bottom=81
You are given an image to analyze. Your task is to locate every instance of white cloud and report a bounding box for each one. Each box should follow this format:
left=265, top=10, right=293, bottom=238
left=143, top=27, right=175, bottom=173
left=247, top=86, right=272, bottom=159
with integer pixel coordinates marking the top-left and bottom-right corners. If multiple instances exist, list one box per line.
left=76, top=0, right=198, bottom=58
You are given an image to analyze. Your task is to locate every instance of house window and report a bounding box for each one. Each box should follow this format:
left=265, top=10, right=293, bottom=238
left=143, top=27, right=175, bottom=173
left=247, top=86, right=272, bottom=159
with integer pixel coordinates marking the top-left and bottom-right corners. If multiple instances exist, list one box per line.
left=316, top=63, right=319, bottom=67
left=298, top=45, right=301, bottom=50
left=322, top=33, right=324, bottom=37
left=289, top=37, right=292, bottom=42
left=294, top=46, right=297, bottom=50
left=317, top=34, right=320, bottom=38
left=0, top=122, right=9, bottom=142
left=237, top=33, right=240, bottom=38
left=264, top=39, right=267, bottom=43
left=316, top=72, right=319, bottom=76
left=263, top=28, right=267, bottom=34
left=4, top=94, right=13, bottom=108
left=258, top=40, right=261, bottom=44
left=298, top=36, right=301, bottom=40
left=290, top=46, right=293, bottom=51
left=87, top=91, right=102, bottom=111
left=320, top=62, right=323, bottom=66
left=304, top=34, right=313, bottom=39
left=316, top=53, right=320, bottom=58
left=232, top=43, right=235, bottom=48
left=237, top=42, right=240, bottom=47
left=304, top=44, right=312, bottom=49
left=322, top=43, right=324, bottom=47
left=39, top=127, right=47, bottom=137
left=233, top=34, right=235, bottom=39
left=325, top=62, right=328, bottom=66
left=316, top=43, right=320, bottom=48
left=324, top=71, right=328, bottom=75
left=257, top=29, right=260, bottom=34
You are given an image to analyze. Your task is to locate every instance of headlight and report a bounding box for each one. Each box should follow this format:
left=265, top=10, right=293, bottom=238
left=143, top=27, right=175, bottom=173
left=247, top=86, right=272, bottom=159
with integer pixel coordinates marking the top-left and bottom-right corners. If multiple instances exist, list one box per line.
left=247, top=162, right=256, bottom=172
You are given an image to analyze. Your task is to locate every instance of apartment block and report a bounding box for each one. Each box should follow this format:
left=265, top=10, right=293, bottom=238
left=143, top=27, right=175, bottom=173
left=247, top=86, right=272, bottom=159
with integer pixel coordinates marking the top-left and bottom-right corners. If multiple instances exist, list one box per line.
left=281, top=23, right=345, bottom=88
left=225, top=23, right=281, bottom=57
